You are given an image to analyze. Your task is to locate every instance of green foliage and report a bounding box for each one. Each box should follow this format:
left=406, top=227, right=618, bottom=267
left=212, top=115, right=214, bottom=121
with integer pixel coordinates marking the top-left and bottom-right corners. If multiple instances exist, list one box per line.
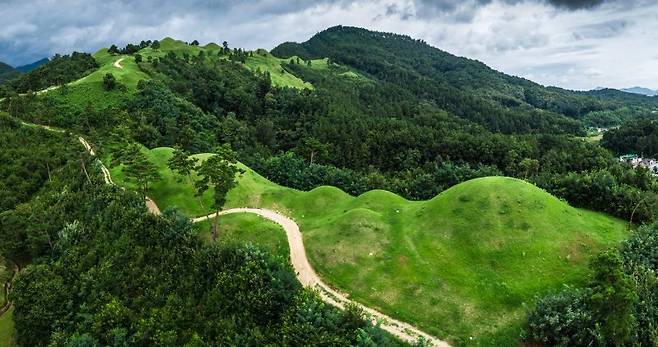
left=102, top=72, right=117, bottom=90
left=127, top=80, right=218, bottom=152
left=526, top=288, right=596, bottom=346
left=533, top=168, right=658, bottom=224
left=122, top=143, right=160, bottom=197
left=273, top=25, right=622, bottom=133
left=589, top=252, right=638, bottom=345
left=1, top=52, right=98, bottom=94
left=603, top=119, right=658, bottom=157
left=527, top=223, right=658, bottom=346
left=111, top=146, right=628, bottom=345
left=194, top=144, right=243, bottom=210
left=168, top=146, right=197, bottom=181
left=0, top=62, right=20, bottom=83
left=7, top=188, right=399, bottom=346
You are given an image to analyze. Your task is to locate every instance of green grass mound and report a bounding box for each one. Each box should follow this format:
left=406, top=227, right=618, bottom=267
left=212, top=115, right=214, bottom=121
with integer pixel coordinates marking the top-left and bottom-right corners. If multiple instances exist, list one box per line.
left=194, top=213, right=289, bottom=260
left=107, top=148, right=628, bottom=346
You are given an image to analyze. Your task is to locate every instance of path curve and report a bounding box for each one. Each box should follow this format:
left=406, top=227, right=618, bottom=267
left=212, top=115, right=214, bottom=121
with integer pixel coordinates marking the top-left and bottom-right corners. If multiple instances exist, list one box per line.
left=113, top=58, right=124, bottom=69
left=193, top=209, right=450, bottom=346
left=21, top=121, right=450, bottom=346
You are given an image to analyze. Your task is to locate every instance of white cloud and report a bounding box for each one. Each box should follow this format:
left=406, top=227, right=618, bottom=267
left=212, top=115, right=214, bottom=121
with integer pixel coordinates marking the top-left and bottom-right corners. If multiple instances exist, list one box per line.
left=0, top=0, right=655, bottom=90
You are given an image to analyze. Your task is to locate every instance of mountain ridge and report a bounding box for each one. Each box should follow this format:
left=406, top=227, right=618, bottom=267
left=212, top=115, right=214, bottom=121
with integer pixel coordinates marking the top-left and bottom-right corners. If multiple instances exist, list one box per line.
left=15, top=57, right=49, bottom=73
left=272, top=25, right=657, bottom=133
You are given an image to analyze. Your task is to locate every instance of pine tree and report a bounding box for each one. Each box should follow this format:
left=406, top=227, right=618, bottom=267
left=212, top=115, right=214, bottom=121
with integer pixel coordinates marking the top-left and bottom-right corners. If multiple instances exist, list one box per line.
left=194, top=144, right=243, bottom=241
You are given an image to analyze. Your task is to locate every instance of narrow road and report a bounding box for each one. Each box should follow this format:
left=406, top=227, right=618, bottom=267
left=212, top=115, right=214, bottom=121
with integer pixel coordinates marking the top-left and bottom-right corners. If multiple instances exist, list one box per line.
left=193, top=209, right=450, bottom=346
left=113, top=58, right=124, bottom=69
left=20, top=121, right=450, bottom=346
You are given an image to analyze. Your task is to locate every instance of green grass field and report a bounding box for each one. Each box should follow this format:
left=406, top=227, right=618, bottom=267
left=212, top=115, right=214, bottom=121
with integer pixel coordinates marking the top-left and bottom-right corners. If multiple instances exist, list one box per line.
left=194, top=213, right=289, bottom=260
left=106, top=147, right=629, bottom=345
left=0, top=308, right=15, bottom=347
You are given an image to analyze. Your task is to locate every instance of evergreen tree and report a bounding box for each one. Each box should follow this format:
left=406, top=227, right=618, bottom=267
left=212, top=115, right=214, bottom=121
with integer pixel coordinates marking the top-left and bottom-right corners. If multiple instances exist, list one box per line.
left=194, top=144, right=243, bottom=241
left=123, top=144, right=160, bottom=198
left=168, top=146, right=203, bottom=208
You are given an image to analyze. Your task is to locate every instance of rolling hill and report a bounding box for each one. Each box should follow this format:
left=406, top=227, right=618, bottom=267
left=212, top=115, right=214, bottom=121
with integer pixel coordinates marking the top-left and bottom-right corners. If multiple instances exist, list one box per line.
left=106, top=147, right=628, bottom=345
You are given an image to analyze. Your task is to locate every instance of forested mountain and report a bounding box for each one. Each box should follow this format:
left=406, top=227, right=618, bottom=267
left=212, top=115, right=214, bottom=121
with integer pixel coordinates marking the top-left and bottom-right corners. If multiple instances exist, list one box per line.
left=15, top=58, right=49, bottom=73
left=272, top=26, right=656, bottom=132
left=0, top=62, right=19, bottom=83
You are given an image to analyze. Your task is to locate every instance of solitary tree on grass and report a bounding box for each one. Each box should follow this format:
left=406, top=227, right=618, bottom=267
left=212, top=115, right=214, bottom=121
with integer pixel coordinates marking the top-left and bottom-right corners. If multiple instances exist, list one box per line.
left=122, top=144, right=160, bottom=199
left=103, top=73, right=117, bottom=91
left=194, top=144, right=243, bottom=241
left=168, top=146, right=203, bottom=208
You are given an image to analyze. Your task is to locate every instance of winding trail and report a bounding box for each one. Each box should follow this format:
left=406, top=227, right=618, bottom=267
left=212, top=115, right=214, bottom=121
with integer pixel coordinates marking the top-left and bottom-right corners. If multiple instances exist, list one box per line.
left=15, top=121, right=450, bottom=346
left=113, top=58, right=125, bottom=69
left=194, top=209, right=450, bottom=346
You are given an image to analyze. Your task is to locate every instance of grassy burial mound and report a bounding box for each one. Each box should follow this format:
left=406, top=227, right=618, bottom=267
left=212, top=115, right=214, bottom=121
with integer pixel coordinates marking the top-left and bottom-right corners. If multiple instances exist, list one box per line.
left=107, top=148, right=628, bottom=345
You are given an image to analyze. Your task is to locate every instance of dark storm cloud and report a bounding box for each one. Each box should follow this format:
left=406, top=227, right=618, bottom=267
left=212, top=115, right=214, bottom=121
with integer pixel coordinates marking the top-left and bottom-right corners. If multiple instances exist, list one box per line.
left=547, top=0, right=605, bottom=9
left=383, top=0, right=620, bottom=23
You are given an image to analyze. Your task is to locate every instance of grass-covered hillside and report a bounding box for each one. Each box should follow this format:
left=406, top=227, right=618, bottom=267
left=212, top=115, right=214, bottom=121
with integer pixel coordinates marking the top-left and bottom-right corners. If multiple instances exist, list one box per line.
left=107, top=147, right=629, bottom=345
left=9, top=37, right=332, bottom=115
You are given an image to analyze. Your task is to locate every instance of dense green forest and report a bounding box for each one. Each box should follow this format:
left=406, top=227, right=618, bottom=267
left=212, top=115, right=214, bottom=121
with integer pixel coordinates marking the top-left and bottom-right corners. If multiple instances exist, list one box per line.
left=1, top=25, right=658, bottom=346
left=0, top=52, right=97, bottom=94
left=0, top=114, right=400, bottom=346
left=0, top=62, right=20, bottom=83
left=602, top=119, right=658, bottom=157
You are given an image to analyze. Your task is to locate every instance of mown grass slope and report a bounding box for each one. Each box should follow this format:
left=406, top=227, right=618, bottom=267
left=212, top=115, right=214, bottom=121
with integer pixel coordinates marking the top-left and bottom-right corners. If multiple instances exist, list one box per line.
left=107, top=147, right=629, bottom=346
left=0, top=308, right=15, bottom=347
left=194, top=213, right=289, bottom=260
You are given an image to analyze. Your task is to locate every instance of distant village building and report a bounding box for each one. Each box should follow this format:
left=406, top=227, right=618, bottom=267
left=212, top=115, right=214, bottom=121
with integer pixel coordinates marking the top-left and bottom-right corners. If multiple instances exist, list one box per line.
left=620, top=154, right=658, bottom=174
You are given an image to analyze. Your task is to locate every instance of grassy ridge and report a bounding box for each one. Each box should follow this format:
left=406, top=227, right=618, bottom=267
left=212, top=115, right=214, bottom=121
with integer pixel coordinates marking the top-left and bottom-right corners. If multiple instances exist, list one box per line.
left=106, top=147, right=629, bottom=345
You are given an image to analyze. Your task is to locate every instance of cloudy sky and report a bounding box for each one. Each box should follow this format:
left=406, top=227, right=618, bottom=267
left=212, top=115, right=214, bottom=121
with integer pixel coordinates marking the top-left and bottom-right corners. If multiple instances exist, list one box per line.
left=0, top=0, right=656, bottom=90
